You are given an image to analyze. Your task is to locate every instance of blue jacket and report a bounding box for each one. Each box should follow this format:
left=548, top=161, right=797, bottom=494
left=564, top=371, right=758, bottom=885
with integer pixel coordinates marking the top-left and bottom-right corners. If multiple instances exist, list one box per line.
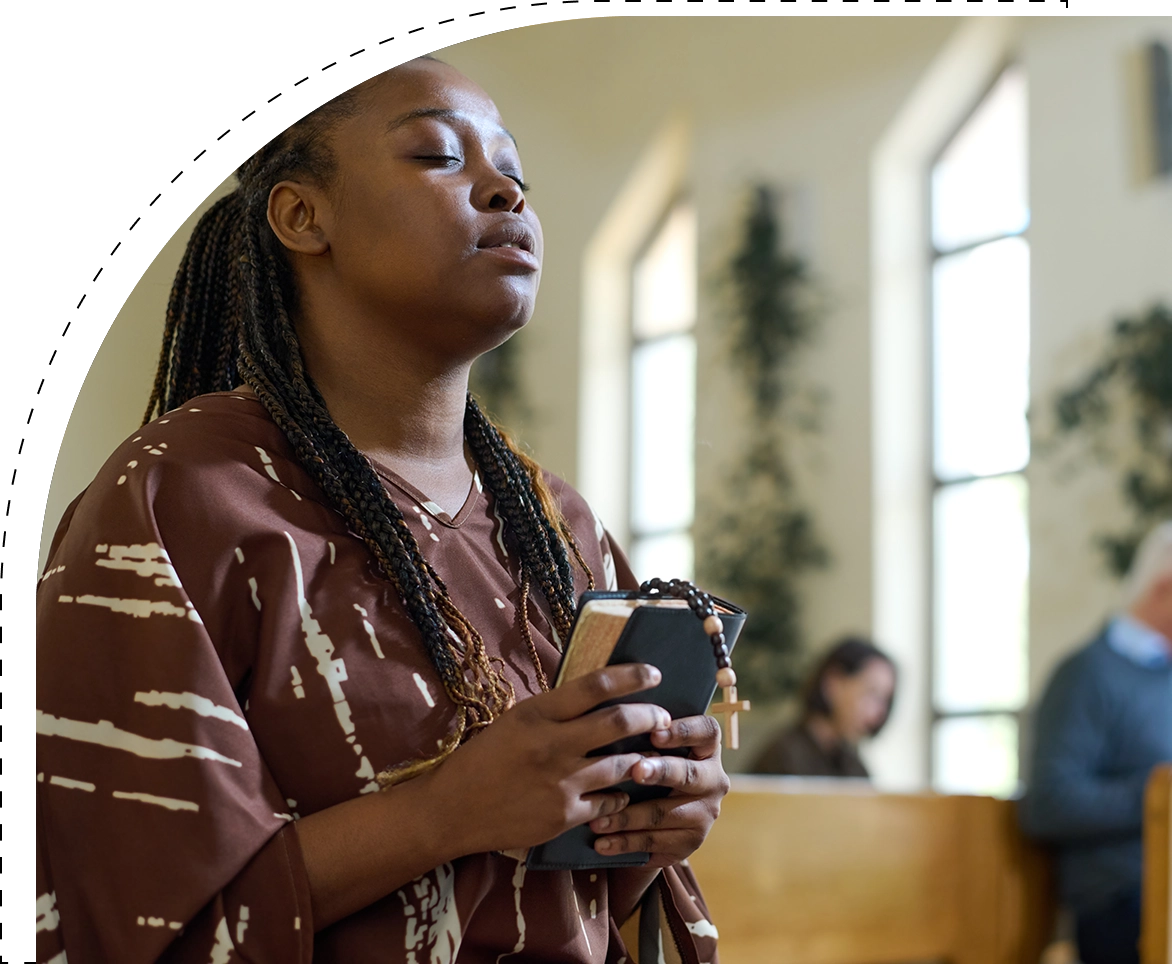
left=1020, top=622, right=1172, bottom=913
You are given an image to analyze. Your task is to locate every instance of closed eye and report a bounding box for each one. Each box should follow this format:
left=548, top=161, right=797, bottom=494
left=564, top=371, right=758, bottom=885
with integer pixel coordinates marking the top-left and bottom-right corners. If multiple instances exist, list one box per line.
left=415, top=155, right=530, bottom=192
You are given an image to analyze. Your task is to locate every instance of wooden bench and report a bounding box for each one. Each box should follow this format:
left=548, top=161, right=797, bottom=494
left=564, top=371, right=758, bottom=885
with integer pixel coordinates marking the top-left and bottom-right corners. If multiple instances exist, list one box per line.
left=687, top=776, right=1055, bottom=964
left=1143, top=765, right=1172, bottom=964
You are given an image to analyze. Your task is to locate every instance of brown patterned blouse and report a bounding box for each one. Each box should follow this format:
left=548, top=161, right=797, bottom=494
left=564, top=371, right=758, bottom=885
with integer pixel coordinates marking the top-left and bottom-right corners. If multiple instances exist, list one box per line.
left=35, top=391, right=720, bottom=964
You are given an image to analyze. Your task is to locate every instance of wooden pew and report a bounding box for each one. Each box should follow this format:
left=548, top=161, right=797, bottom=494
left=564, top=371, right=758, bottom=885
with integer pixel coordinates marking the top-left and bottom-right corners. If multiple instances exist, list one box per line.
left=688, top=776, right=1054, bottom=964
left=1143, top=765, right=1172, bottom=964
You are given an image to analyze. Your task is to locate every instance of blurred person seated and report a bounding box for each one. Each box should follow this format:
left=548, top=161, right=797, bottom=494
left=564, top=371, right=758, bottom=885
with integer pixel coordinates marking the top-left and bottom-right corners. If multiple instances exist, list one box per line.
left=1021, top=522, right=1172, bottom=964
left=749, top=637, right=896, bottom=778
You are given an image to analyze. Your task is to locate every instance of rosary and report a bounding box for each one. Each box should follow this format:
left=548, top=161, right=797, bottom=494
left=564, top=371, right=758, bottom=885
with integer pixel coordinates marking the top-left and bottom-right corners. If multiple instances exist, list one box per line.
left=639, top=578, right=751, bottom=749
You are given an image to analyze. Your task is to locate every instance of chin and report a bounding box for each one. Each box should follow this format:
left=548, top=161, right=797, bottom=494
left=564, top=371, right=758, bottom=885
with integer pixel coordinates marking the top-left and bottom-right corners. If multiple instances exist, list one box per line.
left=448, top=308, right=530, bottom=365
left=483, top=293, right=535, bottom=338
left=429, top=278, right=537, bottom=360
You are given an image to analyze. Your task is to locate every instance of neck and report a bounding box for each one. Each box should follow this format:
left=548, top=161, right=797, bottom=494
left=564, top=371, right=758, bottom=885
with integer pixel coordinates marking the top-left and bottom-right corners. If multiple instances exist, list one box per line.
left=294, top=306, right=476, bottom=511
left=805, top=714, right=849, bottom=752
left=1124, top=605, right=1172, bottom=650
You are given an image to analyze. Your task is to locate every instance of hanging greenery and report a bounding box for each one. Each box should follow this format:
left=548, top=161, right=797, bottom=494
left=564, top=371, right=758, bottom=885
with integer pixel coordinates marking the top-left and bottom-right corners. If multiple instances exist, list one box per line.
left=1046, top=303, right=1172, bottom=577
left=469, top=333, right=528, bottom=428
left=696, top=185, right=830, bottom=703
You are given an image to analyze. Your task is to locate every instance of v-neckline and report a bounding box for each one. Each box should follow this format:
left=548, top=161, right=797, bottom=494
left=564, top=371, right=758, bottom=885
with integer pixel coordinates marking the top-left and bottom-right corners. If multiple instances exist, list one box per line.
left=367, top=457, right=482, bottom=529
left=225, top=390, right=482, bottom=528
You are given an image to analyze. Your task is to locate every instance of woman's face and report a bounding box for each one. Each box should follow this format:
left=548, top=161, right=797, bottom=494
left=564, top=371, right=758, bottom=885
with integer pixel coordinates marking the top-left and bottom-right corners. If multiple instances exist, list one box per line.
left=824, top=658, right=895, bottom=744
left=296, top=59, right=543, bottom=362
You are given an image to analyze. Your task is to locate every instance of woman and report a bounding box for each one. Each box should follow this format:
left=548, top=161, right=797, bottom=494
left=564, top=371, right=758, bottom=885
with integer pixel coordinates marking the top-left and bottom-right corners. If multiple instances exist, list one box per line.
left=751, top=637, right=896, bottom=779
left=36, top=57, right=727, bottom=963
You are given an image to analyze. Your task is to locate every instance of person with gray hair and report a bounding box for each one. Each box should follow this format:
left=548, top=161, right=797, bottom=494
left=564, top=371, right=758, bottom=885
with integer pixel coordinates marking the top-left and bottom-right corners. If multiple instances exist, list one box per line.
left=1021, top=521, right=1172, bottom=964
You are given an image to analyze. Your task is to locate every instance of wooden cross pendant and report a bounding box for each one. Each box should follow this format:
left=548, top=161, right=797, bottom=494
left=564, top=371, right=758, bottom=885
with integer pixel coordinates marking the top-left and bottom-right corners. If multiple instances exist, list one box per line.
left=710, top=685, right=751, bottom=750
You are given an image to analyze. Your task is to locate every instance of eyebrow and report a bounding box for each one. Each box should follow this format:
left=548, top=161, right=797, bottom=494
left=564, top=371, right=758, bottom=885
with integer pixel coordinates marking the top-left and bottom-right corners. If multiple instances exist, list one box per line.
left=385, top=107, right=517, bottom=146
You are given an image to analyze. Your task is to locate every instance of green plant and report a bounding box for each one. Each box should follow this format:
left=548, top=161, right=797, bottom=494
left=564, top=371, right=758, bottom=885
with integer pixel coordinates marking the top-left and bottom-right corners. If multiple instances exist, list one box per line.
left=696, top=185, right=830, bottom=702
left=470, top=332, right=527, bottom=428
left=1047, top=303, right=1172, bottom=576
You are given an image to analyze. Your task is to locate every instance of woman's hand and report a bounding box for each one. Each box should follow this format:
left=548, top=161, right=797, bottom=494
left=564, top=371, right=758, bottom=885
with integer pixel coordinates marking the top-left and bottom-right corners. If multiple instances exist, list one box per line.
left=586, top=714, right=730, bottom=868
left=426, top=663, right=672, bottom=856
left=299, top=663, right=667, bottom=929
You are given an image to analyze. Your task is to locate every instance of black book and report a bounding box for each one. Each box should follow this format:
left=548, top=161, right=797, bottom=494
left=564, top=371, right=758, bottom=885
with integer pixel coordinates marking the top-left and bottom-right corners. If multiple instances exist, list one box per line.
left=525, top=589, right=746, bottom=871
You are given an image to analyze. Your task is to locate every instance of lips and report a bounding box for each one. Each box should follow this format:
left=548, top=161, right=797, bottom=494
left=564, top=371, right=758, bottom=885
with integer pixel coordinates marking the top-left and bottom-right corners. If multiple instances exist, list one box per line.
left=476, top=221, right=536, bottom=254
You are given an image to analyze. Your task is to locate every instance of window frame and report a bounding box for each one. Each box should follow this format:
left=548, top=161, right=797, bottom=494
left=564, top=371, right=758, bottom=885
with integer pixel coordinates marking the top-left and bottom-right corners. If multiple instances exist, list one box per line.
left=926, top=63, right=1031, bottom=796
left=626, top=195, right=698, bottom=579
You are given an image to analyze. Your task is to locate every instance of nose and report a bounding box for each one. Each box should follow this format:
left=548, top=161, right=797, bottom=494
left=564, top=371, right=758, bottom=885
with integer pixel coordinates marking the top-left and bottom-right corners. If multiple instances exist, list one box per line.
left=474, top=168, right=525, bottom=214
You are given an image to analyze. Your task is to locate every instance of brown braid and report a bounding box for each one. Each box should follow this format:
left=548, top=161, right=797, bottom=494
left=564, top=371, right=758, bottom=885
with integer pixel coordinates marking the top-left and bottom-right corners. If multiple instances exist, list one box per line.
left=144, top=68, right=594, bottom=788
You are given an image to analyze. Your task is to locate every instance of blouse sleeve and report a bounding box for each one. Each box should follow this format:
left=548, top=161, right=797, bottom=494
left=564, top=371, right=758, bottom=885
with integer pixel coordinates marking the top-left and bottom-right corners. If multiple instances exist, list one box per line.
left=36, top=430, right=314, bottom=963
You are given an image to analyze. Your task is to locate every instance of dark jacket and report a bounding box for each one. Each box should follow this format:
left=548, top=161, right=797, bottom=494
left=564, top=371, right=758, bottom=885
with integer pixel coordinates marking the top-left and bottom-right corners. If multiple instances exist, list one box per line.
left=1020, top=628, right=1172, bottom=913
left=750, top=722, right=870, bottom=778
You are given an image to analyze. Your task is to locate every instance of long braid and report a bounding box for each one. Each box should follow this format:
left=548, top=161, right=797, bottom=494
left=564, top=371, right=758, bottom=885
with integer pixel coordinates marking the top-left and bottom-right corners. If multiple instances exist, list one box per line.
left=464, top=398, right=585, bottom=643
left=233, top=205, right=500, bottom=715
left=146, top=73, right=593, bottom=787
left=144, top=193, right=243, bottom=424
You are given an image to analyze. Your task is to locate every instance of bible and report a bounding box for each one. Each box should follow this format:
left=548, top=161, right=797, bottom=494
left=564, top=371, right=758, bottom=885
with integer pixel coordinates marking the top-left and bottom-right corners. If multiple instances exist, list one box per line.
left=526, top=589, right=747, bottom=871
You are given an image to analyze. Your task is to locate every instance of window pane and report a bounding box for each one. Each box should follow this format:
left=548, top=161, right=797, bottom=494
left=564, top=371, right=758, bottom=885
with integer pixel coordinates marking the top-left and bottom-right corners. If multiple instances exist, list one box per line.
left=631, top=335, right=695, bottom=534
left=631, top=531, right=694, bottom=583
left=934, top=474, right=1028, bottom=713
left=933, top=715, right=1019, bottom=797
left=933, top=237, right=1030, bottom=481
left=932, top=66, right=1028, bottom=252
left=632, top=204, right=697, bottom=339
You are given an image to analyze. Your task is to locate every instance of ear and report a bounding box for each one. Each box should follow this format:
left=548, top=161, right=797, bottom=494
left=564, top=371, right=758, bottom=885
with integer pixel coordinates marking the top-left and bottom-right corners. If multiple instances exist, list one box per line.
left=267, top=180, right=330, bottom=256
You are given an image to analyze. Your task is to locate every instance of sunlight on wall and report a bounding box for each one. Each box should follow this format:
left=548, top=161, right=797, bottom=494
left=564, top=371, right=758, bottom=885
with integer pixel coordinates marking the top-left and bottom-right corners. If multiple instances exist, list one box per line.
left=578, top=115, right=690, bottom=546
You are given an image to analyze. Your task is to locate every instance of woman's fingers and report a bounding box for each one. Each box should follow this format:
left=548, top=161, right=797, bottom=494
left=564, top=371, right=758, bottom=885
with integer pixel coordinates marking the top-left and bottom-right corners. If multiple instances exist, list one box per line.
left=561, top=766, right=640, bottom=828
left=561, top=702, right=671, bottom=755
left=534, top=664, right=662, bottom=722
left=573, top=752, right=646, bottom=795
left=593, top=827, right=707, bottom=859
left=589, top=796, right=711, bottom=835
left=630, top=753, right=730, bottom=797
left=648, top=714, right=722, bottom=758
left=575, top=789, right=631, bottom=825
left=525, top=664, right=670, bottom=755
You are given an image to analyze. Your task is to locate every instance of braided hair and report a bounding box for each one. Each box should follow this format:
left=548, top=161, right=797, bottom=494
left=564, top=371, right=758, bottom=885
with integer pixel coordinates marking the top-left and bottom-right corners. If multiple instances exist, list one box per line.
left=145, top=67, right=593, bottom=786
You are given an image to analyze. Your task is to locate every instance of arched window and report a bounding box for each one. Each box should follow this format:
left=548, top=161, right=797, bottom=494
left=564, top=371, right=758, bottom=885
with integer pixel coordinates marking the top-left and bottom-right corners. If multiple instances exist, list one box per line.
left=628, top=201, right=697, bottom=579
left=929, top=66, right=1030, bottom=797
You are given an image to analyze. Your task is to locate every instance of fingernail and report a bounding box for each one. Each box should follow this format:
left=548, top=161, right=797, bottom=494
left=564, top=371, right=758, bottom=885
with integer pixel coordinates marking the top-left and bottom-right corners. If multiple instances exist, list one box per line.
left=595, top=816, right=611, bottom=831
left=596, top=837, right=614, bottom=853
left=648, top=667, right=662, bottom=684
left=652, top=729, right=670, bottom=743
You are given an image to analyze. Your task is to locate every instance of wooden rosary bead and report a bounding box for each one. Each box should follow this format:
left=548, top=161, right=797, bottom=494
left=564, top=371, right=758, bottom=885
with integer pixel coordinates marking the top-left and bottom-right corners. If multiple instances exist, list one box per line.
left=635, top=577, right=749, bottom=747
left=716, top=666, right=737, bottom=688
